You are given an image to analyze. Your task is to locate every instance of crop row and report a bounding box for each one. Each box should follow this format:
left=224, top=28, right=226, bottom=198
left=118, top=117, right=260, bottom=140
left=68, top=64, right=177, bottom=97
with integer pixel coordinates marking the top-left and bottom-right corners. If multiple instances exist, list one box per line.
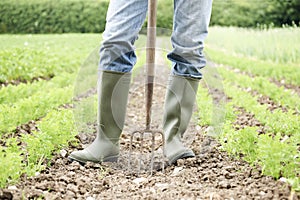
left=223, top=79, right=300, bottom=137
left=197, top=81, right=299, bottom=190
left=0, top=72, right=75, bottom=105
left=0, top=54, right=145, bottom=188
left=205, top=47, right=300, bottom=86
left=0, top=83, right=73, bottom=135
left=0, top=34, right=125, bottom=189
left=217, top=67, right=299, bottom=111
left=0, top=108, right=76, bottom=188
left=196, top=63, right=300, bottom=191
left=0, top=47, right=82, bottom=84
left=196, top=85, right=213, bottom=127
left=223, top=82, right=299, bottom=189
left=0, top=82, right=97, bottom=188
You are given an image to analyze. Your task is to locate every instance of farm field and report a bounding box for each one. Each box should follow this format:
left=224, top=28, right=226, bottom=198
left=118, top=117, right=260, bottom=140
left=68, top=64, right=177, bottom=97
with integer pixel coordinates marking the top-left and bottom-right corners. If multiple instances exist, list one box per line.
left=0, top=27, right=299, bottom=199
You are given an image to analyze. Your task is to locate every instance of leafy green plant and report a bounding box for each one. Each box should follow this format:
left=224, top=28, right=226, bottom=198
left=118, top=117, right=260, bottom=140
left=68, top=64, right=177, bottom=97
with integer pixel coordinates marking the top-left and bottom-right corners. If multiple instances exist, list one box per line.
left=200, top=61, right=300, bottom=191
left=223, top=126, right=259, bottom=164
left=218, top=81, right=300, bottom=188
left=0, top=109, right=77, bottom=187
left=0, top=72, right=75, bottom=105
left=218, top=67, right=300, bottom=111
left=224, top=82, right=300, bottom=136
left=0, top=48, right=79, bottom=83
left=0, top=86, right=73, bottom=135
left=257, top=134, right=299, bottom=179
left=22, top=109, right=76, bottom=173
left=0, top=138, right=24, bottom=188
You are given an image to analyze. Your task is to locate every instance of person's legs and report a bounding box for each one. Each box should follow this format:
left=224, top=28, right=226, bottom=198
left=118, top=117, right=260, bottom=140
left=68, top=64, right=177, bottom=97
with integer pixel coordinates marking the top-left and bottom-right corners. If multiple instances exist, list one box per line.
left=99, top=0, right=148, bottom=73
left=163, top=0, right=213, bottom=164
left=69, top=0, right=148, bottom=164
left=168, top=0, right=212, bottom=79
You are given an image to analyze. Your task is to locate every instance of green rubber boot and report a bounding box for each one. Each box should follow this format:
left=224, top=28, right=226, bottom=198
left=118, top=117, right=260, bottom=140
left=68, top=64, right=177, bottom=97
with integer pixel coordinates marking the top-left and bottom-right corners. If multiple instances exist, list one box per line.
left=163, top=75, right=199, bottom=164
left=68, top=71, right=131, bottom=164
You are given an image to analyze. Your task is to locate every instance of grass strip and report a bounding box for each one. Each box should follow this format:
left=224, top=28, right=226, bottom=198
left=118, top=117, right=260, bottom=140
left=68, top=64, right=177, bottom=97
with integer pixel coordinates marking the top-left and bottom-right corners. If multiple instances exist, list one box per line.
left=206, top=27, right=300, bottom=65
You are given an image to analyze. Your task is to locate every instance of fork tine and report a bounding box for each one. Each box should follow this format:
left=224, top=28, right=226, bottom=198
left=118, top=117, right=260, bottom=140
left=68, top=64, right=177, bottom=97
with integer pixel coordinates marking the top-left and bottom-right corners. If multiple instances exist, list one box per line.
left=150, top=130, right=156, bottom=175
left=129, top=130, right=142, bottom=173
left=149, top=130, right=165, bottom=174
left=160, top=131, right=166, bottom=173
left=138, top=131, right=144, bottom=174
left=157, top=130, right=165, bottom=173
left=129, top=129, right=165, bottom=175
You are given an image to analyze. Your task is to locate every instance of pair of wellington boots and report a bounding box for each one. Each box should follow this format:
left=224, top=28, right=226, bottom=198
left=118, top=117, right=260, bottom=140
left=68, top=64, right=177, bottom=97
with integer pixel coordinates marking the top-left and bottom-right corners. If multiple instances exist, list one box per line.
left=68, top=70, right=199, bottom=165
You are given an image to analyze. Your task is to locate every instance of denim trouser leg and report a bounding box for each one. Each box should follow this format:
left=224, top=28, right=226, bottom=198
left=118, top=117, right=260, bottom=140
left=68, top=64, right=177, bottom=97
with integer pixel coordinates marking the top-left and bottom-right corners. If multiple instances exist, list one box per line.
left=168, top=0, right=213, bottom=79
left=99, top=0, right=212, bottom=78
left=99, top=0, right=148, bottom=73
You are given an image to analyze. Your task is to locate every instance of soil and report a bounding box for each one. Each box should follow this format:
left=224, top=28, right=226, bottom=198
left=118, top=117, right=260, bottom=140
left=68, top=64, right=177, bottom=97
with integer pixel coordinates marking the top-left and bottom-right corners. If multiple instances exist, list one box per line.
left=271, top=79, right=300, bottom=97
left=239, top=87, right=289, bottom=113
left=1, top=57, right=299, bottom=200
left=0, top=120, right=39, bottom=147
left=233, top=106, right=267, bottom=134
left=225, top=65, right=300, bottom=97
left=0, top=75, right=54, bottom=89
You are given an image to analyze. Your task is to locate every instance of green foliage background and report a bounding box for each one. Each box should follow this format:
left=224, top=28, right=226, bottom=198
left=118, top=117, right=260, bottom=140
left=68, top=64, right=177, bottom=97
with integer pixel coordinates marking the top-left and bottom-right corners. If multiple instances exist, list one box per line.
left=0, top=0, right=299, bottom=33
left=211, top=0, right=300, bottom=27
left=0, top=0, right=108, bottom=33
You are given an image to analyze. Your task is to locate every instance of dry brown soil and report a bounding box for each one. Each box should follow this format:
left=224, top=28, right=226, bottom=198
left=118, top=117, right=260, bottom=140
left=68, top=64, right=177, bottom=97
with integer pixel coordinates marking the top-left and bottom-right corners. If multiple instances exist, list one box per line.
left=1, top=59, right=299, bottom=200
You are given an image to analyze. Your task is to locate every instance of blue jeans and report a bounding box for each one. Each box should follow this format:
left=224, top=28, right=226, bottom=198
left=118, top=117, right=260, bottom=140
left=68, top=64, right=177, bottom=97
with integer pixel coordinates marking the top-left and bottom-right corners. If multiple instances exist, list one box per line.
left=99, top=0, right=212, bottom=79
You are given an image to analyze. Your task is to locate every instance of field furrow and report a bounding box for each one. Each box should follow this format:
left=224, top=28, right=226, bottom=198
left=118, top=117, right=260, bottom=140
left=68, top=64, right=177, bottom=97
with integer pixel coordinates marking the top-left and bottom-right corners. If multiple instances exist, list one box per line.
left=0, top=108, right=76, bottom=188
left=0, top=49, right=80, bottom=84
left=215, top=65, right=300, bottom=111
left=2, top=55, right=297, bottom=199
left=205, top=47, right=300, bottom=85
left=0, top=72, right=75, bottom=105
left=196, top=59, right=299, bottom=190
left=0, top=85, right=73, bottom=135
left=0, top=30, right=299, bottom=198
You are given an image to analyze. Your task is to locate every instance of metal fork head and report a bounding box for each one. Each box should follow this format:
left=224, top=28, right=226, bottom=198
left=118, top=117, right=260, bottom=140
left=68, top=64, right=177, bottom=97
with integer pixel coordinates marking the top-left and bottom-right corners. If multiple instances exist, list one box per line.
left=128, top=129, right=166, bottom=175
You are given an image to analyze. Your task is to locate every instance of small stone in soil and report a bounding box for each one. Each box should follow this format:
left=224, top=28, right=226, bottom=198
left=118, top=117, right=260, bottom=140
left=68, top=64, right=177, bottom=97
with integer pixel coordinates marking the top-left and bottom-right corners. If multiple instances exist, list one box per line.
left=132, top=177, right=148, bottom=184
left=172, top=167, right=184, bottom=176
left=218, top=180, right=231, bottom=189
left=60, top=149, right=68, bottom=157
left=7, top=186, right=17, bottom=190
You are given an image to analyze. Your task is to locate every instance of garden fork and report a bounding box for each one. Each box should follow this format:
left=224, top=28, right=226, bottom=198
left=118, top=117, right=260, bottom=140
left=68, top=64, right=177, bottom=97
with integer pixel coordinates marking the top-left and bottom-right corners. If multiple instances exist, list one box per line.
left=128, top=0, right=165, bottom=174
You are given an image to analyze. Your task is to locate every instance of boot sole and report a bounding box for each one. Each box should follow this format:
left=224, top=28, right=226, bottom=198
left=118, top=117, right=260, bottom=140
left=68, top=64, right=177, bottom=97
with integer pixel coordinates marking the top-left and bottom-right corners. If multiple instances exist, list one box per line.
left=68, top=156, right=87, bottom=166
left=68, top=155, right=118, bottom=165
left=169, top=151, right=195, bottom=165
